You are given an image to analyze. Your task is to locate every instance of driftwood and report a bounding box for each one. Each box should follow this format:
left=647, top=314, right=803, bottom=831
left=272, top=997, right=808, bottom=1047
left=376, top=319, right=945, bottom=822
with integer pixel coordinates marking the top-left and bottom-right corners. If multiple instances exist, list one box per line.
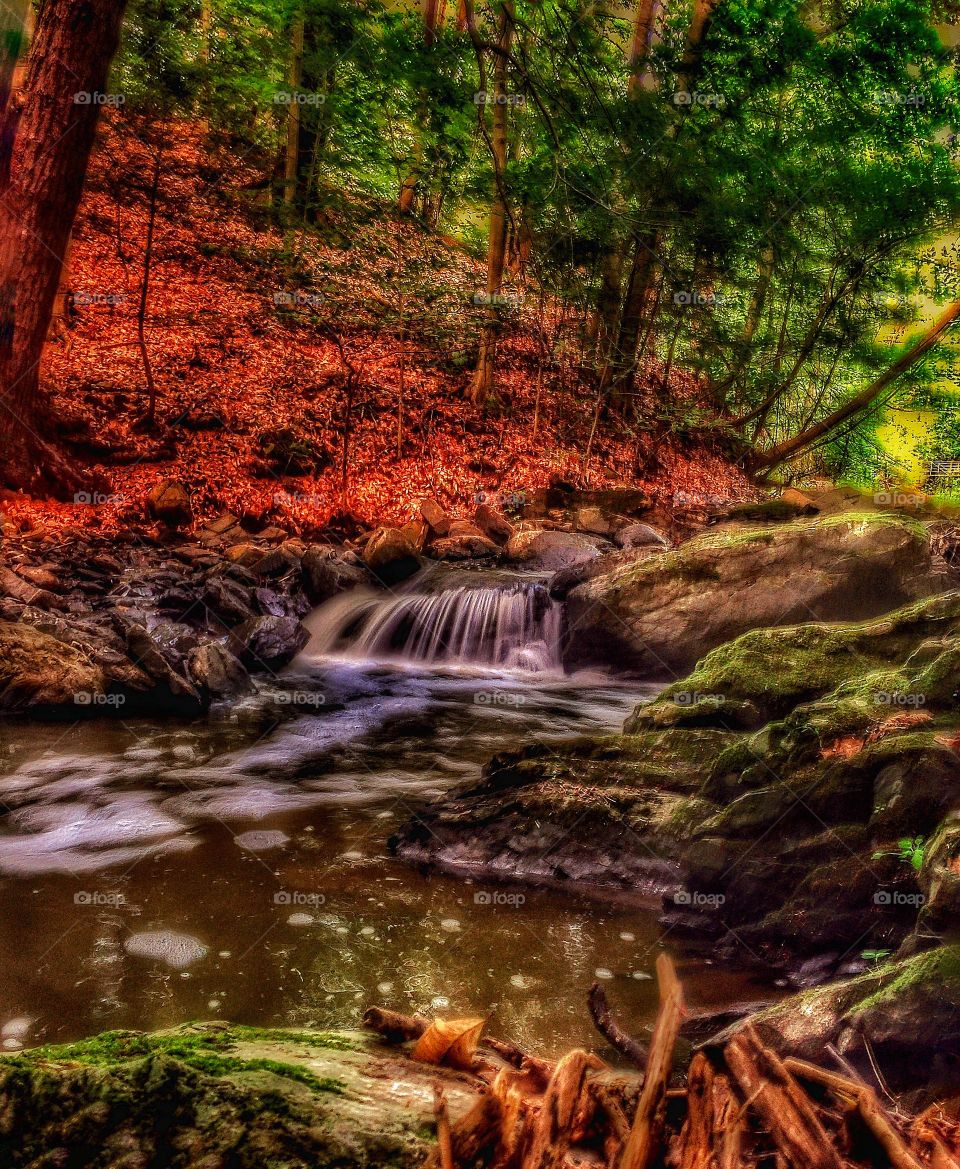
left=588, top=981, right=649, bottom=1071
left=618, top=953, right=685, bottom=1169
left=367, top=959, right=959, bottom=1169
left=725, top=1025, right=842, bottom=1169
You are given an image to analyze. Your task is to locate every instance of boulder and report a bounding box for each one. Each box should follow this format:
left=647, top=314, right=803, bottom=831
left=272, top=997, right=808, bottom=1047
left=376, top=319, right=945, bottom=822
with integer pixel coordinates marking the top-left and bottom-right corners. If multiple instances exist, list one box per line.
left=228, top=615, right=309, bottom=670
left=362, top=527, right=421, bottom=585
left=400, top=519, right=429, bottom=553
left=146, top=479, right=193, bottom=528
left=188, top=642, right=253, bottom=698
left=428, top=532, right=500, bottom=560
left=123, top=624, right=205, bottom=713
left=0, top=1022, right=483, bottom=1168
left=419, top=497, right=451, bottom=538
left=573, top=506, right=613, bottom=537
left=474, top=503, right=515, bottom=544
left=917, top=812, right=960, bottom=937
left=565, top=513, right=952, bottom=676
left=300, top=546, right=368, bottom=605
left=549, top=546, right=663, bottom=600
left=505, top=529, right=609, bottom=572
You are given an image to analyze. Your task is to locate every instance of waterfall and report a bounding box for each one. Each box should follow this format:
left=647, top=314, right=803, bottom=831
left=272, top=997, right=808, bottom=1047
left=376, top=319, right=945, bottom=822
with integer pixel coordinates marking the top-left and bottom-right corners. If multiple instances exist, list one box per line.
left=304, top=581, right=562, bottom=672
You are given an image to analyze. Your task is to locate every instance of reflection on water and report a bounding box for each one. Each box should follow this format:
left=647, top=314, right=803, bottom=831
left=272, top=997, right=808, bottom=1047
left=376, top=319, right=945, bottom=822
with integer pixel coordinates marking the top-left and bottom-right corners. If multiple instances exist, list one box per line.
left=0, top=646, right=772, bottom=1058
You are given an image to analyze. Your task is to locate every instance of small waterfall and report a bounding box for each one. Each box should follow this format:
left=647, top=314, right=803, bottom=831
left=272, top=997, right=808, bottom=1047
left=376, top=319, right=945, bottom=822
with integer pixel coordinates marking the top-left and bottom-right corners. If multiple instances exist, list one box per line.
left=304, top=581, right=562, bottom=672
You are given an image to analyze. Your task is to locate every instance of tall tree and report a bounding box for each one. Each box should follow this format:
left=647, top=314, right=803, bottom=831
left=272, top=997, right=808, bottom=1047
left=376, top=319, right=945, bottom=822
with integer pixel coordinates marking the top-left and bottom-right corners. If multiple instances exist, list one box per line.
left=0, top=0, right=128, bottom=493
left=468, top=0, right=515, bottom=408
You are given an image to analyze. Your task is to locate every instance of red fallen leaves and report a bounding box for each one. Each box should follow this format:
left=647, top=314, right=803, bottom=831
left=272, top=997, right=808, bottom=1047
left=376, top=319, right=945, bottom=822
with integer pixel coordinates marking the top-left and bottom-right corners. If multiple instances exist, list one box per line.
left=15, top=116, right=750, bottom=538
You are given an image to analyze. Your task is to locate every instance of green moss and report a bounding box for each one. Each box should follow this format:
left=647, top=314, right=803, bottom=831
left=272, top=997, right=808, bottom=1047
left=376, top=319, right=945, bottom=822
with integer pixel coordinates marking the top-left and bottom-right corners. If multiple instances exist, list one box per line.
left=850, top=944, right=960, bottom=1015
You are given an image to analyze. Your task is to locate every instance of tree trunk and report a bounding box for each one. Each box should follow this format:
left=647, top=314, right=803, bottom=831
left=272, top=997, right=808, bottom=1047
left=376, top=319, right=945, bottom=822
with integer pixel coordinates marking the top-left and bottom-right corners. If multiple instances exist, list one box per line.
left=0, top=0, right=128, bottom=495
left=600, top=230, right=658, bottom=412
left=468, top=0, right=514, bottom=409
left=627, top=0, right=660, bottom=96
left=751, top=299, right=960, bottom=472
left=283, top=10, right=304, bottom=206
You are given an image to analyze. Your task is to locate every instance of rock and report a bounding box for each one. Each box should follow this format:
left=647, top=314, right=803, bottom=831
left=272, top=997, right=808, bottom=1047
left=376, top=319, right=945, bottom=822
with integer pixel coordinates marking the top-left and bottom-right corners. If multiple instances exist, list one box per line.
left=400, top=519, right=429, bottom=553
left=870, top=747, right=960, bottom=837
left=228, top=615, right=309, bottom=670
left=419, top=497, right=451, bottom=537
left=188, top=642, right=253, bottom=698
left=123, top=624, right=205, bottom=713
left=549, top=547, right=663, bottom=600
left=708, top=946, right=960, bottom=1101
left=0, top=1022, right=483, bottom=1168
left=573, top=506, right=612, bottom=537
left=362, top=527, right=421, bottom=585
left=565, top=513, right=952, bottom=676
left=0, top=621, right=147, bottom=715
left=0, top=566, right=64, bottom=611
left=300, top=546, right=368, bottom=605
left=146, top=479, right=193, bottom=528
left=505, top=529, right=609, bottom=572
left=917, top=812, right=960, bottom=937
left=781, top=487, right=820, bottom=513
left=201, top=575, right=257, bottom=624
left=614, top=522, right=669, bottom=550
left=474, top=503, right=515, bottom=544
left=428, top=533, right=500, bottom=560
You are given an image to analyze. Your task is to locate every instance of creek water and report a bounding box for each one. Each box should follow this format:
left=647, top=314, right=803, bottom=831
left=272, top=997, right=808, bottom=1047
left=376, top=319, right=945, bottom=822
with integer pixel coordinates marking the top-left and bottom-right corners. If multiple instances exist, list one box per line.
left=0, top=570, right=772, bottom=1058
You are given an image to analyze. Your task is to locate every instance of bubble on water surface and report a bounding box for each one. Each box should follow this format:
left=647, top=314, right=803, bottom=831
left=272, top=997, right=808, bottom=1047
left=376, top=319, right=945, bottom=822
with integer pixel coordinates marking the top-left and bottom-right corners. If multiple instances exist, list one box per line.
left=631, top=971, right=652, bottom=980
left=594, top=968, right=614, bottom=980
left=234, top=829, right=289, bottom=852
left=509, top=975, right=530, bottom=990
left=124, top=930, right=208, bottom=970
left=619, top=932, right=635, bottom=942
left=287, top=912, right=314, bottom=926
left=440, top=919, right=460, bottom=933
left=377, top=981, right=394, bottom=995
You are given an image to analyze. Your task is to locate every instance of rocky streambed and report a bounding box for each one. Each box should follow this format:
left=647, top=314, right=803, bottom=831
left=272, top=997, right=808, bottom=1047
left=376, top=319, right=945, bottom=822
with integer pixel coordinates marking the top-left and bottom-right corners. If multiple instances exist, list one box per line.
left=1, top=490, right=960, bottom=1156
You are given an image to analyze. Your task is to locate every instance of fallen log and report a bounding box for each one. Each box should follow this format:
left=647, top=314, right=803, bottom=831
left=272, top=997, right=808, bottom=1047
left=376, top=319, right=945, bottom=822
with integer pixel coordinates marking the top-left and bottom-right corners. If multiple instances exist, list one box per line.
left=676, top=1052, right=713, bottom=1169
left=523, top=1049, right=605, bottom=1169
left=618, top=953, right=685, bottom=1169
left=425, top=1092, right=502, bottom=1169
left=435, top=1087, right=455, bottom=1169
left=724, top=1025, right=841, bottom=1169
left=362, top=1005, right=429, bottom=1041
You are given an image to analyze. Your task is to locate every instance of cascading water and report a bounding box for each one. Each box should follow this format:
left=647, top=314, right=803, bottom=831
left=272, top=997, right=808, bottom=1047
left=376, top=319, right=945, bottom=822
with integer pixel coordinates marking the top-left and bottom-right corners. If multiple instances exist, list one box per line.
left=304, top=579, right=562, bottom=672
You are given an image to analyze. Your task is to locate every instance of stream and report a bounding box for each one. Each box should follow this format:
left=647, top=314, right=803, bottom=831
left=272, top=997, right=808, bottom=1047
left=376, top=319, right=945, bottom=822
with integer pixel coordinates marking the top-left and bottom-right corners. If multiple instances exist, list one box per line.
left=0, top=570, right=774, bottom=1058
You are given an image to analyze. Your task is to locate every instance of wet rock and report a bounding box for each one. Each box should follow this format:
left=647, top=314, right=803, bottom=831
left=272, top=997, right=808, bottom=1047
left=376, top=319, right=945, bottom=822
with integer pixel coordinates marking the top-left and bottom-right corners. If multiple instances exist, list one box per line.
left=228, top=615, right=309, bottom=670
left=474, top=503, right=515, bottom=544
left=123, top=624, right=205, bottom=713
left=400, top=518, right=429, bottom=553
left=201, top=575, right=257, bottom=624
left=917, top=812, right=960, bottom=938
left=505, top=529, right=609, bottom=572
left=146, top=479, right=194, bottom=528
left=419, top=497, right=451, bottom=537
left=0, top=566, right=64, bottom=611
left=565, top=512, right=953, bottom=676
left=549, top=546, right=663, bottom=600
left=362, top=526, right=421, bottom=585
left=187, top=642, right=252, bottom=698
left=870, top=747, right=960, bottom=837
left=573, top=506, right=613, bottom=536
left=300, top=545, right=368, bottom=605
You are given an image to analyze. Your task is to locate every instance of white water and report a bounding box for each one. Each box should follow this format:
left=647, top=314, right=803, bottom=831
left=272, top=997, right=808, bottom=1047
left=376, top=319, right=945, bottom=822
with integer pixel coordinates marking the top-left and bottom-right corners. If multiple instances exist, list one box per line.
left=304, top=579, right=563, bottom=672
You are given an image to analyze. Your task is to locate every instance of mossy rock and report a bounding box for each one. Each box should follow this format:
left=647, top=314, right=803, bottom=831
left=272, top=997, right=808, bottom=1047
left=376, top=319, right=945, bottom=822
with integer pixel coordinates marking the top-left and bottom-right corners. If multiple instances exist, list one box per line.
left=565, top=512, right=952, bottom=677
left=0, top=1023, right=483, bottom=1168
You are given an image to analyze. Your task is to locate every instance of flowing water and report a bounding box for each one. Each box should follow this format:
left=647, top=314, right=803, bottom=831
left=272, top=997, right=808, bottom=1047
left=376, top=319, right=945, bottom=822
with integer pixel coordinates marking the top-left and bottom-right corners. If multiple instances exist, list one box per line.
left=0, top=571, right=772, bottom=1058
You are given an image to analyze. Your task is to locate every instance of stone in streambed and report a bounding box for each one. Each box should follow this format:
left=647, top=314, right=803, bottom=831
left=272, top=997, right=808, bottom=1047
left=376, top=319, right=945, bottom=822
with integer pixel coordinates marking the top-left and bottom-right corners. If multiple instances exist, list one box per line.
left=146, top=479, right=194, bottom=529
left=565, top=512, right=952, bottom=677
left=505, top=528, right=609, bottom=572
left=419, top=497, right=451, bottom=537
left=362, top=527, right=421, bottom=585
left=188, top=642, right=252, bottom=698
left=474, top=503, right=515, bottom=544
left=228, top=616, right=309, bottom=671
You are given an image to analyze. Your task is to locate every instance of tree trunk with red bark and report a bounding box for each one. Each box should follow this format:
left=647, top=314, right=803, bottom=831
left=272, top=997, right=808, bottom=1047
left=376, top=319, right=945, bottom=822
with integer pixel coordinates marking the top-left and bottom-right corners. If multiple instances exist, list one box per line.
left=0, top=0, right=128, bottom=495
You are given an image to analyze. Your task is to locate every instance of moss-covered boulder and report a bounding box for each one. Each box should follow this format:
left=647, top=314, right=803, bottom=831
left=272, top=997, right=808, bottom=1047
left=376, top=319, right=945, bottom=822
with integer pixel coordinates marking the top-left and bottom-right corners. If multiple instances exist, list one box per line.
left=708, top=946, right=960, bottom=1102
left=0, top=1022, right=482, bottom=1167
left=564, top=512, right=951, bottom=677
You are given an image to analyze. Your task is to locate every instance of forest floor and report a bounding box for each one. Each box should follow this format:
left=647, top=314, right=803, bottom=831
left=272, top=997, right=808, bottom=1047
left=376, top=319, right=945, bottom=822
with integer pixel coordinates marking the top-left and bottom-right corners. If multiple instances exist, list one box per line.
left=7, top=118, right=749, bottom=539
